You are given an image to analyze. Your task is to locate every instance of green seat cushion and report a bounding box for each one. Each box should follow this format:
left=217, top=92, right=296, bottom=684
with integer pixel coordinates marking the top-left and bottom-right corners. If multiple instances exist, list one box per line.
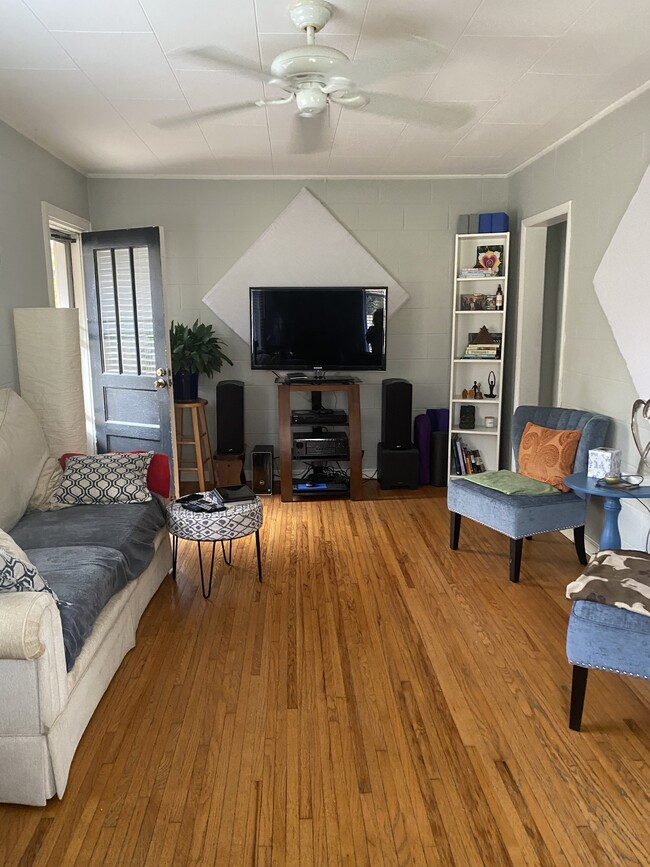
left=461, top=470, right=560, bottom=495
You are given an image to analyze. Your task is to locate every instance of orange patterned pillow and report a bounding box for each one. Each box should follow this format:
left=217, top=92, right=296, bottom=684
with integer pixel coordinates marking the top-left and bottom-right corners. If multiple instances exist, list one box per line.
left=518, top=422, right=582, bottom=492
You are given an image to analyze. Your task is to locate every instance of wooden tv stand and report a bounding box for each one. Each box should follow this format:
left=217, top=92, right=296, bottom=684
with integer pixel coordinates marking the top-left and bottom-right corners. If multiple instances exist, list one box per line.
left=277, top=382, right=363, bottom=502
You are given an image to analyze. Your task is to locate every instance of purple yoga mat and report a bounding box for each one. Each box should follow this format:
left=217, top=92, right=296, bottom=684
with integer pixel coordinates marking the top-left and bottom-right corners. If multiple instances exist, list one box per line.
left=414, top=414, right=432, bottom=484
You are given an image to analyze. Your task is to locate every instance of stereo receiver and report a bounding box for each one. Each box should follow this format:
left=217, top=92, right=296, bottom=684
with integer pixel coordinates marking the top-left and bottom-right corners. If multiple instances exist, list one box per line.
left=292, top=432, right=349, bottom=459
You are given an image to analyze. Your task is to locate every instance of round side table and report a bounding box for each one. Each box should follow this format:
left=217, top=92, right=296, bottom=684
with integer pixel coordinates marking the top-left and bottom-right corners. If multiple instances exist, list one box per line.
left=167, top=497, right=263, bottom=598
left=564, top=472, right=650, bottom=550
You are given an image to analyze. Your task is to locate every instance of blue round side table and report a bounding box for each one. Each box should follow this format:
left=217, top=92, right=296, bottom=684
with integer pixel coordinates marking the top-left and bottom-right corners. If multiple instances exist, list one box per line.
left=564, top=472, right=650, bottom=550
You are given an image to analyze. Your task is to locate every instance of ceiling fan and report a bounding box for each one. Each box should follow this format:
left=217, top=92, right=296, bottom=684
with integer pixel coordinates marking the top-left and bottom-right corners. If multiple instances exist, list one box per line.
left=160, top=0, right=471, bottom=153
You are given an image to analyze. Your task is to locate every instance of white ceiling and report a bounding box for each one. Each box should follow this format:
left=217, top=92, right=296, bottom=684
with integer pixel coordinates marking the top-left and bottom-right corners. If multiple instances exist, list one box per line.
left=0, top=0, right=649, bottom=178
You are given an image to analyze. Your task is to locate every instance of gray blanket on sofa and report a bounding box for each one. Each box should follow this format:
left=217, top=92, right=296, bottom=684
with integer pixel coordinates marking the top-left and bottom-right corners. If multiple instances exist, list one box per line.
left=12, top=498, right=166, bottom=671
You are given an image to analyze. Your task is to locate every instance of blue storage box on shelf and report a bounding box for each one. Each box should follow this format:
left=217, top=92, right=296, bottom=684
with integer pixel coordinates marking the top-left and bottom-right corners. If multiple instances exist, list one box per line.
left=478, top=213, right=492, bottom=232
left=491, top=212, right=509, bottom=231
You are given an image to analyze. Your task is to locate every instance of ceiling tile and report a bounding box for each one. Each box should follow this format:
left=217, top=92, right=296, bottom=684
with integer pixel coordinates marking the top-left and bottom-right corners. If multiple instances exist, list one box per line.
left=111, top=98, right=214, bottom=162
left=426, top=35, right=556, bottom=101
left=0, top=3, right=76, bottom=69
left=201, top=124, right=271, bottom=159
left=482, top=72, right=600, bottom=125
left=24, top=0, right=151, bottom=32
left=332, top=124, right=404, bottom=158
left=176, top=70, right=266, bottom=121
left=52, top=32, right=183, bottom=100
left=451, top=122, right=540, bottom=157
left=139, top=0, right=259, bottom=56
left=361, top=0, right=483, bottom=47
left=466, top=0, right=595, bottom=37
left=0, top=68, right=158, bottom=172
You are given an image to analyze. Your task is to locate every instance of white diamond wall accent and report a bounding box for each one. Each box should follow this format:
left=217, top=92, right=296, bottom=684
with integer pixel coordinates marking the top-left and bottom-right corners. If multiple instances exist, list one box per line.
left=594, top=161, right=650, bottom=398
left=202, top=187, right=409, bottom=341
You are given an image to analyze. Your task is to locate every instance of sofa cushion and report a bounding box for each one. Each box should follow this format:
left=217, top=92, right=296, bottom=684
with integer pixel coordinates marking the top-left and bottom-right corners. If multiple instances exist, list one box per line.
left=518, top=422, right=582, bottom=491
left=27, top=546, right=133, bottom=671
left=51, top=452, right=153, bottom=507
left=14, top=498, right=167, bottom=671
left=0, top=389, right=51, bottom=530
left=12, top=497, right=166, bottom=578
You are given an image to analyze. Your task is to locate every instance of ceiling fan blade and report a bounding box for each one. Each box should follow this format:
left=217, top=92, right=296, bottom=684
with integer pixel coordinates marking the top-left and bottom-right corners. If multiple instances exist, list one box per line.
left=353, top=91, right=472, bottom=129
left=175, top=46, right=271, bottom=82
left=350, top=37, right=447, bottom=88
left=290, top=112, right=329, bottom=154
left=156, top=101, right=263, bottom=129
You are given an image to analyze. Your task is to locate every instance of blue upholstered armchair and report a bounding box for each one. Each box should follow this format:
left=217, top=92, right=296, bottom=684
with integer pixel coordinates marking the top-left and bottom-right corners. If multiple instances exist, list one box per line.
left=448, top=406, right=610, bottom=582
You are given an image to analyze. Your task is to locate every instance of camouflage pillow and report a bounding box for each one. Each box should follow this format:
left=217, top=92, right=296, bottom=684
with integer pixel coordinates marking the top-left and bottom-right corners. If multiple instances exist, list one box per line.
left=566, top=549, right=650, bottom=618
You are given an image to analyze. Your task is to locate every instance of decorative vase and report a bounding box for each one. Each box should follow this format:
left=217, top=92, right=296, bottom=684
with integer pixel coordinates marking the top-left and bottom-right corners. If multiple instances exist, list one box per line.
left=173, top=371, right=198, bottom=402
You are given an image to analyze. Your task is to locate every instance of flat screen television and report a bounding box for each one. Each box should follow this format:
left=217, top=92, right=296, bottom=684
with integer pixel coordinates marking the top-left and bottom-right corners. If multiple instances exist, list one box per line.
left=250, top=286, right=387, bottom=371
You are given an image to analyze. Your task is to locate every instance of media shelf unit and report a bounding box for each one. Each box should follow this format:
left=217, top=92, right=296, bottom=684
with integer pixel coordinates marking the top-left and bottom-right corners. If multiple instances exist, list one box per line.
left=277, top=382, right=363, bottom=502
left=448, top=231, right=510, bottom=480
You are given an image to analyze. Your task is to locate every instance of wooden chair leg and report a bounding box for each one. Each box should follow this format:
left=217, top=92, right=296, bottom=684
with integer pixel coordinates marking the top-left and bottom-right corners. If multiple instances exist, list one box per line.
left=450, top=512, right=461, bottom=550
left=509, top=537, right=523, bottom=583
left=574, top=525, right=588, bottom=565
left=569, top=665, right=589, bottom=731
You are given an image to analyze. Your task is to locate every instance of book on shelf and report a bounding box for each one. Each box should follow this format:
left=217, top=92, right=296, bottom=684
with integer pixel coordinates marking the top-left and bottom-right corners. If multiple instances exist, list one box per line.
left=459, top=268, right=493, bottom=277
left=451, top=434, right=485, bottom=476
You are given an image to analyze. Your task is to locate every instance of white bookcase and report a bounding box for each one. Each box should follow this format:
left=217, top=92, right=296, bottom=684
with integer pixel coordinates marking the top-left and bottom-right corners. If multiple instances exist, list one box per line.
left=448, top=232, right=510, bottom=479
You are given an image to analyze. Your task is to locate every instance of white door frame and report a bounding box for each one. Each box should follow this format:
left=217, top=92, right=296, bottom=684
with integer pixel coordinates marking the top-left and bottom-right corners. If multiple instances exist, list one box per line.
left=513, top=201, right=572, bottom=409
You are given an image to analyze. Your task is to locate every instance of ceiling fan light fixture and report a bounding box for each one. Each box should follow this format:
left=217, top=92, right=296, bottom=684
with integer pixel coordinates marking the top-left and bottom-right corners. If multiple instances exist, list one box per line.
left=296, top=88, right=328, bottom=116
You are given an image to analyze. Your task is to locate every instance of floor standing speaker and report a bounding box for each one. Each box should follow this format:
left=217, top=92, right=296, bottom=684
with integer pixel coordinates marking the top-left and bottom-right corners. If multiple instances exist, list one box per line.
left=251, top=444, right=274, bottom=495
left=216, top=380, right=244, bottom=455
left=381, top=378, right=413, bottom=449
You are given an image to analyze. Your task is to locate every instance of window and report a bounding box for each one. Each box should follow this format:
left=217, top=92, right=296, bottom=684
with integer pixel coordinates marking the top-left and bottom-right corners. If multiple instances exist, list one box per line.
left=49, top=229, right=76, bottom=308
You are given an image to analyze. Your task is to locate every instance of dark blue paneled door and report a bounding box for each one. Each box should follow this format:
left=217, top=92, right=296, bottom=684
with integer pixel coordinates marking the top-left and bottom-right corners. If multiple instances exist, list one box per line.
left=82, top=227, right=174, bottom=482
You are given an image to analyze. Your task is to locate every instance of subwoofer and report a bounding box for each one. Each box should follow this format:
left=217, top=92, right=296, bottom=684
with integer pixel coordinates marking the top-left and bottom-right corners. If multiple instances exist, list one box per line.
left=381, top=378, right=413, bottom=449
left=251, top=444, right=274, bottom=495
left=215, top=380, right=244, bottom=455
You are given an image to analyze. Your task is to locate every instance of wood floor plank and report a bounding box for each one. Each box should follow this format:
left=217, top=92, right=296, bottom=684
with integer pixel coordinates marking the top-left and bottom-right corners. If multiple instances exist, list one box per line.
left=1, top=487, right=649, bottom=866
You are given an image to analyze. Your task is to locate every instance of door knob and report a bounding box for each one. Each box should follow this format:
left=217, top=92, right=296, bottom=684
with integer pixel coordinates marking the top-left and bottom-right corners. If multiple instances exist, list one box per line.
left=156, top=367, right=167, bottom=377
left=153, top=377, right=168, bottom=389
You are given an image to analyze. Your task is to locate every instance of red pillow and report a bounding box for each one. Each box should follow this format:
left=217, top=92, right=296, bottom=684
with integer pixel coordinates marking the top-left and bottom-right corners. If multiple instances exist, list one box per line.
left=58, top=451, right=170, bottom=498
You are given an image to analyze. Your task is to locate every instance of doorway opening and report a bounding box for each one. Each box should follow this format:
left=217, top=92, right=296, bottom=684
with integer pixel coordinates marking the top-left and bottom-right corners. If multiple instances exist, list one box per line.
left=513, top=202, right=571, bottom=409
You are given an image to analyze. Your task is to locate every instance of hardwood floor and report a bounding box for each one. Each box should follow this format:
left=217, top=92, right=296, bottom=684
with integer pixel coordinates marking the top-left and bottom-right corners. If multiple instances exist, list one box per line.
left=1, top=486, right=649, bottom=866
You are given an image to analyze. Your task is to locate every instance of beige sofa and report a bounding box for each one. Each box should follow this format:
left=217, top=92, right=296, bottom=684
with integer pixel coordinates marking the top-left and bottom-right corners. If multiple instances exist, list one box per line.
left=0, top=389, right=172, bottom=805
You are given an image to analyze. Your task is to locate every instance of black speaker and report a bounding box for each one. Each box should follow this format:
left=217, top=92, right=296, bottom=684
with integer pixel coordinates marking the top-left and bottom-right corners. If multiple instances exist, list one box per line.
left=216, top=380, right=244, bottom=455
left=377, top=443, right=419, bottom=490
left=251, top=444, right=274, bottom=495
left=381, top=378, right=413, bottom=449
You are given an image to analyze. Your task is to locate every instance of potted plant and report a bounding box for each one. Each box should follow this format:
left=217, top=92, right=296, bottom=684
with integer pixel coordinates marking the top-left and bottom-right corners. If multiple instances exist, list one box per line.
left=169, top=319, right=233, bottom=401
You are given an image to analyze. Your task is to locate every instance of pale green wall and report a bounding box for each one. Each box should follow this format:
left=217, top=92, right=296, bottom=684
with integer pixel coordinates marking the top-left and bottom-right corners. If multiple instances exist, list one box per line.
left=0, top=119, right=89, bottom=391
left=87, top=177, right=508, bottom=463
left=507, top=89, right=650, bottom=548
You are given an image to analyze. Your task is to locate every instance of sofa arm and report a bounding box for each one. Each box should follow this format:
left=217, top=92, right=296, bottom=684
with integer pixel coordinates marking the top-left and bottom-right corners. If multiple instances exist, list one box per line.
left=0, top=592, right=55, bottom=660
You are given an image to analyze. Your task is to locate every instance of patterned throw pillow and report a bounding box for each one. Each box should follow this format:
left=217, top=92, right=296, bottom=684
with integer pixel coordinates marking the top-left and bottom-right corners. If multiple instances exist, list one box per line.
left=518, top=422, right=582, bottom=492
left=51, top=452, right=153, bottom=507
left=0, top=547, right=59, bottom=602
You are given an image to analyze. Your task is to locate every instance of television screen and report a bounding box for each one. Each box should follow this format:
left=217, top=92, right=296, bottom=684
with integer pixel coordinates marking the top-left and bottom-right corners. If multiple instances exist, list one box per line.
left=250, top=286, right=387, bottom=371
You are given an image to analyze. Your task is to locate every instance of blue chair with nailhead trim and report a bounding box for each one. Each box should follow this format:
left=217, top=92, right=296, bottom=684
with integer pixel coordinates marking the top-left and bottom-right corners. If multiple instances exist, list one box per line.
left=566, top=555, right=650, bottom=730
left=448, top=406, right=610, bottom=583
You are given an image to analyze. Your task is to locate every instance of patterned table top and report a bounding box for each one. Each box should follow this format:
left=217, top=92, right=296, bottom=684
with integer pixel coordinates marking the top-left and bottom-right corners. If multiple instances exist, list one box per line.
left=166, top=496, right=263, bottom=542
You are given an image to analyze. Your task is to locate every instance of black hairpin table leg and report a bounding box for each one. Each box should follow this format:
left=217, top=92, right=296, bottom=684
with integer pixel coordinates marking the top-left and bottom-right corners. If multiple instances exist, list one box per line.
left=172, top=534, right=178, bottom=580
left=197, top=540, right=217, bottom=599
left=221, top=539, right=233, bottom=565
left=255, top=530, right=263, bottom=583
